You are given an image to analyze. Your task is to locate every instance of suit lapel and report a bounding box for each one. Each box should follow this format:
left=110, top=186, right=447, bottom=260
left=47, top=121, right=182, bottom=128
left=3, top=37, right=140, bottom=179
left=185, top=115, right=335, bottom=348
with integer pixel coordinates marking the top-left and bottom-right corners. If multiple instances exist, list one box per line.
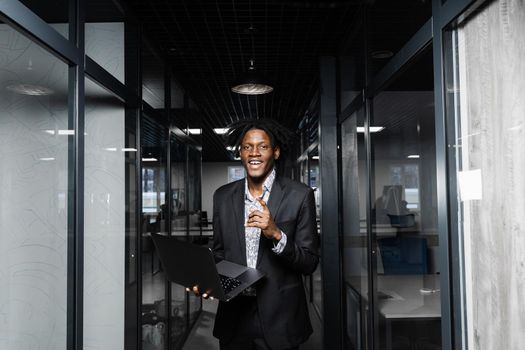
left=256, top=177, right=285, bottom=267
left=232, top=181, right=247, bottom=264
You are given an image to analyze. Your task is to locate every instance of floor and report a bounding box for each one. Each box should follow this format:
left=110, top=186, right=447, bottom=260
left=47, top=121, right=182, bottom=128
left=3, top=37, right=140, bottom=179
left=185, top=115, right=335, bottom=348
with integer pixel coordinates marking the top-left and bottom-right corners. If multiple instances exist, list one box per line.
left=182, top=298, right=323, bottom=350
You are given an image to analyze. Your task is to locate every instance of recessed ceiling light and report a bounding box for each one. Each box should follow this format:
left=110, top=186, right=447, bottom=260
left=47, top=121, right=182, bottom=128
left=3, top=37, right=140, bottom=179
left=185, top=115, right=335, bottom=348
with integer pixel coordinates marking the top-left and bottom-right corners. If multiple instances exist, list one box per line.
left=214, top=128, right=229, bottom=135
left=104, top=147, right=117, bottom=152
left=121, top=148, right=137, bottom=152
left=186, top=128, right=202, bottom=135
left=142, top=158, right=158, bottom=162
left=39, top=157, right=55, bottom=161
left=407, top=155, right=420, bottom=159
left=6, top=83, right=54, bottom=96
left=356, top=126, right=384, bottom=133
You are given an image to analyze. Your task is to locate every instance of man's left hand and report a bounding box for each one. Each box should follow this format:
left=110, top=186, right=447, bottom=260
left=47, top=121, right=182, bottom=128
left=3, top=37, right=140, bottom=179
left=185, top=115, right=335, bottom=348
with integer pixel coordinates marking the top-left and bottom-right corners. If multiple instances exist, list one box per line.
left=246, top=198, right=282, bottom=241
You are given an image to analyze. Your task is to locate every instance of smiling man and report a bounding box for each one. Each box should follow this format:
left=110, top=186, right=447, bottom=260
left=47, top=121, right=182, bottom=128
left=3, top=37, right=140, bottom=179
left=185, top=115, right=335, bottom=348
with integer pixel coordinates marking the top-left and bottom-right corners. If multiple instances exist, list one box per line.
left=211, top=119, right=319, bottom=350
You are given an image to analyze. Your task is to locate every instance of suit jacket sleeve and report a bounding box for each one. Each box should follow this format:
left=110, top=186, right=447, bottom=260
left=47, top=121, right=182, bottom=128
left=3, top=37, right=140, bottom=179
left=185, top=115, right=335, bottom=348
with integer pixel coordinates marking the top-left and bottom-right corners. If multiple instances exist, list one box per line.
left=277, top=187, right=319, bottom=275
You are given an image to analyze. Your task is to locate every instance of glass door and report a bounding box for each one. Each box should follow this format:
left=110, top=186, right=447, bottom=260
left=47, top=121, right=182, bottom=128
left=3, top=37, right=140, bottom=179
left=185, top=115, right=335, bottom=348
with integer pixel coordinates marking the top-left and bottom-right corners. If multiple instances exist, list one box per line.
left=369, top=49, right=441, bottom=350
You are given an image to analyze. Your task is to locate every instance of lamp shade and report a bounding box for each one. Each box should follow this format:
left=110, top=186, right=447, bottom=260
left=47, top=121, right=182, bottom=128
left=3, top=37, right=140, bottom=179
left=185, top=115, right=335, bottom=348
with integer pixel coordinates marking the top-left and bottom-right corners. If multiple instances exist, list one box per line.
left=231, top=69, right=273, bottom=95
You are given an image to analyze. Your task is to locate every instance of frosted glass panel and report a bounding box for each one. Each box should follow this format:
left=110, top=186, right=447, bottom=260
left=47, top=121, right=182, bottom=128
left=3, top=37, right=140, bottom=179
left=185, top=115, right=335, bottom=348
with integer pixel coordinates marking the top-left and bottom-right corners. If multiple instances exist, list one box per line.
left=452, top=0, right=525, bottom=348
left=0, top=25, right=69, bottom=349
left=86, top=23, right=125, bottom=83
left=83, top=78, right=125, bottom=349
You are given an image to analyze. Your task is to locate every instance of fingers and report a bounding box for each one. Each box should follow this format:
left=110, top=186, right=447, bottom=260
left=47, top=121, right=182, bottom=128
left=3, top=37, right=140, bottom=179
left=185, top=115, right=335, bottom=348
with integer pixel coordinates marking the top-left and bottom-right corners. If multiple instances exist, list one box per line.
left=187, top=285, right=212, bottom=299
left=256, top=197, right=267, bottom=207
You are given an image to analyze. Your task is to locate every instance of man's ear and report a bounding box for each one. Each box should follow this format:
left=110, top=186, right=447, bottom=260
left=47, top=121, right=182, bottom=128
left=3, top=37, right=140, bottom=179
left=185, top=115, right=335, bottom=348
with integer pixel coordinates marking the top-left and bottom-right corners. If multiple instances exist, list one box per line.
left=274, top=146, right=280, bottom=160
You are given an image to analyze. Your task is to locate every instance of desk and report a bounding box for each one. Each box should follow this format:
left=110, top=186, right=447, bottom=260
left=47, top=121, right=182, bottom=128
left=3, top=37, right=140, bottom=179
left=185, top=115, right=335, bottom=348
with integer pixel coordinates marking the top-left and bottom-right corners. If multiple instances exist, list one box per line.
left=347, top=274, right=440, bottom=350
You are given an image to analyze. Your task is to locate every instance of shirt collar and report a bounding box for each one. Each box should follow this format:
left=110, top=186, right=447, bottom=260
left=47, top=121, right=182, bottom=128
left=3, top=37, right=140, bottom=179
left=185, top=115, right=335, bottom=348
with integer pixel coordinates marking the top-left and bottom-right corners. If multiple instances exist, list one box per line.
left=245, top=168, right=276, bottom=201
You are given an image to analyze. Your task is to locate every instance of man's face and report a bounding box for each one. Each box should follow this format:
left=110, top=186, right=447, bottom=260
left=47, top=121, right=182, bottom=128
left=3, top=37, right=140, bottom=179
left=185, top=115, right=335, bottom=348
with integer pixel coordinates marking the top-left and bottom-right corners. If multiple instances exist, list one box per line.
left=240, top=128, right=280, bottom=182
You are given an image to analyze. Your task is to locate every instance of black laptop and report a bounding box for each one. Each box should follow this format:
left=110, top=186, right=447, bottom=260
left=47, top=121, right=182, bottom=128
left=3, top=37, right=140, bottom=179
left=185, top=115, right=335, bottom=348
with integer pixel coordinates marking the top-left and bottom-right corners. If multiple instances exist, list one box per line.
left=150, top=233, right=265, bottom=302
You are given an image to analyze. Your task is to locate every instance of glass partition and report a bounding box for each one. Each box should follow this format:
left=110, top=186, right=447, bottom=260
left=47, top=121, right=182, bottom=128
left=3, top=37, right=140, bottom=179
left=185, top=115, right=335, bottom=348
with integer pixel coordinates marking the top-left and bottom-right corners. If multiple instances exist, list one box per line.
left=142, top=44, right=165, bottom=109
left=83, top=77, right=126, bottom=349
left=308, top=149, right=322, bottom=318
left=370, top=49, right=441, bottom=350
left=141, top=116, right=169, bottom=350
left=170, top=135, right=187, bottom=237
left=187, top=145, right=203, bottom=325
left=86, top=0, right=125, bottom=83
left=169, top=133, right=188, bottom=348
left=0, top=24, right=69, bottom=349
left=341, top=106, right=368, bottom=349
left=188, top=145, right=202, bottom=237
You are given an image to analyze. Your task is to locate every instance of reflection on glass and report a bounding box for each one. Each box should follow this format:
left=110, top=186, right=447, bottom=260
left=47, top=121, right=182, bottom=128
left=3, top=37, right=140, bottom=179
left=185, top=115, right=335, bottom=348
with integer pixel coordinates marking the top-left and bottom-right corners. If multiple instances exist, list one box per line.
left=141, top=116, right=168, bottom=350
left=187, top=145, right=203, bottom=324
left=0, top=25, right=68, bottom=349
left=341, top=107, right=368, bottom=350
left=83, top=78, right=126, bottom=349
left=308, top=149, right=322, bottom=318
left=370, top=49, right=441, bottom=349
left=188, top=146, right=202, bottom=237
left=169, top=133, right=188, bottom=347
left=142, top=44, right=165, bottom=109
left=171, top=135, right=187, bottom=236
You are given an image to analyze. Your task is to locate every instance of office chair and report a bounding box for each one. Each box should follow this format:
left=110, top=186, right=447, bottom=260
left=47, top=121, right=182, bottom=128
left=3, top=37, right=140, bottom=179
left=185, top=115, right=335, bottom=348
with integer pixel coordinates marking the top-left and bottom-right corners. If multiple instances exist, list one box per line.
left=377, top=237, right=428, bottom=275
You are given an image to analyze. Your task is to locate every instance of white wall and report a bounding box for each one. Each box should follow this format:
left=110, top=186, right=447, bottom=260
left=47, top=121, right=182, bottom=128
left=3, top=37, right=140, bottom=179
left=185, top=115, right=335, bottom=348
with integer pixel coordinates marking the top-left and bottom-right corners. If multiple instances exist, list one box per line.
left=202, top=162, right=242, bottom=217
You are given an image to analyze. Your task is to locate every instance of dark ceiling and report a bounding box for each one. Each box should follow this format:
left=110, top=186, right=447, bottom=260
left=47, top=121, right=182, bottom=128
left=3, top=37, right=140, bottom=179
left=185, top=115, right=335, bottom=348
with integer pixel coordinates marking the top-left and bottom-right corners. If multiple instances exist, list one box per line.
left=124, top=0, right=431, bottom=161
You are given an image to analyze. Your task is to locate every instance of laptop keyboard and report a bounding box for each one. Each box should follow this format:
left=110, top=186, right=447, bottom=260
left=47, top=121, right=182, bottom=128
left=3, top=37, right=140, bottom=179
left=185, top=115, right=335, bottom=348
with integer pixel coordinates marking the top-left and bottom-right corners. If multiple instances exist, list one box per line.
left=219, top=275, right=242, bottom=294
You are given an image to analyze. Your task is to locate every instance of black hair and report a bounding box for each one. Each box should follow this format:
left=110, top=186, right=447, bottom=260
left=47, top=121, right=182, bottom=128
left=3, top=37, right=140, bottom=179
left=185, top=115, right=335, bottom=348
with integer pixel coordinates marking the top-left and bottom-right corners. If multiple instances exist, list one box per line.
left=224, top=118, right=296, bottom=155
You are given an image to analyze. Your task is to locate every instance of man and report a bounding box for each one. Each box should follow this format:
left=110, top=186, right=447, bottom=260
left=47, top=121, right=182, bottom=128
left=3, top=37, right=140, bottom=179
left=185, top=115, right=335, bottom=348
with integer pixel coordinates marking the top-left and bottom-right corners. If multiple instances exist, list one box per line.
left=211, top=119, right=319, bottom=350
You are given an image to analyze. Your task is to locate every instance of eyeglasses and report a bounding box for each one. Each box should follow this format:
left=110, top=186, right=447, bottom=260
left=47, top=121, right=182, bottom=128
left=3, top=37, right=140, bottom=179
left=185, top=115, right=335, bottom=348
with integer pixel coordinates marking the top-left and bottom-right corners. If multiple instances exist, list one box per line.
left=240, top=144, right=272, bottom=153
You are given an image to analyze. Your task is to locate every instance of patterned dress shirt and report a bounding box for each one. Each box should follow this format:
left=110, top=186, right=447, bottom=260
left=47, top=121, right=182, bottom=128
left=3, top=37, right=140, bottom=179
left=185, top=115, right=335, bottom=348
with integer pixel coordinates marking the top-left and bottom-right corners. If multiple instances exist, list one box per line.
left=244, top=168, right=287, bottom=269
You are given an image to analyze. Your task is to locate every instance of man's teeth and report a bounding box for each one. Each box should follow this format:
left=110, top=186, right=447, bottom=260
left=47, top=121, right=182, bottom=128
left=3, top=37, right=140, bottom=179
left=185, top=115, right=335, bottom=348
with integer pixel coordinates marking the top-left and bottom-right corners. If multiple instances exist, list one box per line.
left=249, top=160, right=262, bottom=165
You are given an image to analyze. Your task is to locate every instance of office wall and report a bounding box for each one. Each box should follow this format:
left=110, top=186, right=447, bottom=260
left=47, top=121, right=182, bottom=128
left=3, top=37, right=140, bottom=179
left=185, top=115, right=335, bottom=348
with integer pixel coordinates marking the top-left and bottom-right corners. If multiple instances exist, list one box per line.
left=455, top=0, right=525, bottom=348
left=202, top=162, right=241, bottom=217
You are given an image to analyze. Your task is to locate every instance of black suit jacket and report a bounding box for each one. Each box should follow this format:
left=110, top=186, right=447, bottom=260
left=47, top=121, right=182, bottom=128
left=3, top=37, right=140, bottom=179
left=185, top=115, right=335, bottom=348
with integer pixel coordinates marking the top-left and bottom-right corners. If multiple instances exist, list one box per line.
left=212, top=175, right=319, bottom=349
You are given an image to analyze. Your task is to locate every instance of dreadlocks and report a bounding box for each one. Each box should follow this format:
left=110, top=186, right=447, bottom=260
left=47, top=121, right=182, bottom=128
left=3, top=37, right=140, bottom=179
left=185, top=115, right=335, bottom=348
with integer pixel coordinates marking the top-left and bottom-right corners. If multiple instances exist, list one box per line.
left=224, top=118, right=297, bottom=156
